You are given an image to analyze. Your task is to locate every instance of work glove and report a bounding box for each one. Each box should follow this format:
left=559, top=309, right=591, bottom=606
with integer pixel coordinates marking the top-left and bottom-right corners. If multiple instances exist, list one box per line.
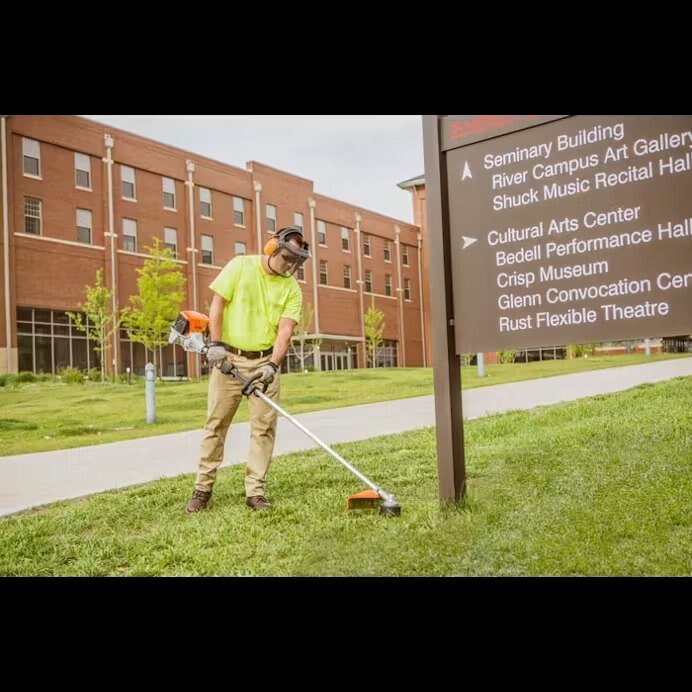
left=254, top=362, right=278, bottom=385
left=205, top=344, right=228, bottom=368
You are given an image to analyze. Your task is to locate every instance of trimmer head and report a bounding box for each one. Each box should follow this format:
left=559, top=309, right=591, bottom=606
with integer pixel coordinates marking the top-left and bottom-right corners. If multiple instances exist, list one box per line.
left=379, top=499, right=402, bottom=517
left=346, top=489, right=401, bottom=517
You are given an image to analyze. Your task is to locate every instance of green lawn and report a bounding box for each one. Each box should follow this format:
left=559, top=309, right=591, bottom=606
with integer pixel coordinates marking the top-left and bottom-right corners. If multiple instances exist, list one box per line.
left=1, top=376, right=689, bottom=576
left=1, top=353, right=689, bottom=456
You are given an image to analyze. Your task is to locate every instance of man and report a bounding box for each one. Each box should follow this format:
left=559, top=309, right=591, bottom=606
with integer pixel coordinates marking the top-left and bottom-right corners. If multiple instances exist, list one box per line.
left=186, top=227, right=309, bottom=513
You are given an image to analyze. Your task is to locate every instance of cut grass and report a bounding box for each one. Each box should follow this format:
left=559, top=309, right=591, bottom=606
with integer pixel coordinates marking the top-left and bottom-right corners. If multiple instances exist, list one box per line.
left=1, top=353, right=689, bottom=456
left=0, top=376, right=689, bottom=576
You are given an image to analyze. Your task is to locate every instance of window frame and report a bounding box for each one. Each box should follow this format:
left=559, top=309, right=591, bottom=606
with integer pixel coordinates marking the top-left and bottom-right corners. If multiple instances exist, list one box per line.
left=76, top=208, right=93, bottom=245
left=317, top=220, right=327, bottom=246
left=162, top=177, right=176, bottom=210
left=121, top=165, right=136, bottom=200
left=201, top=234, right=214, bottom=265
left=364, top=269, right=373, bottom=293
left=341, top=226, right=350, bottom=251
left=163, top=226, right=178, bottom=258
left=22, top=137, right=41, bottom=178
left=75, top=152, right=92, bottom=190
left=24, top=197, right=42, bottom=235
left=266, top=204, right=277, bottom=233
left=122, top=218, right=137, bottom=253
left=233, top=197, right=245, bottom=226
left=343, top=265, right=352, bottom=289
left=199, top=186, right=212, bottom=219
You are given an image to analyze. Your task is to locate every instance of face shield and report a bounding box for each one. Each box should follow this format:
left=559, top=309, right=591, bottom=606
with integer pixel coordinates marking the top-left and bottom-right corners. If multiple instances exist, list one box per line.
left=268, top=230, right=311, bottom=277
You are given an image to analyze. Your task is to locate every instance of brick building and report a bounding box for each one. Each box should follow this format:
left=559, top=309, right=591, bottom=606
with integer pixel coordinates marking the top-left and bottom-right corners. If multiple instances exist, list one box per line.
left=0, top=115, right=426, bottom=377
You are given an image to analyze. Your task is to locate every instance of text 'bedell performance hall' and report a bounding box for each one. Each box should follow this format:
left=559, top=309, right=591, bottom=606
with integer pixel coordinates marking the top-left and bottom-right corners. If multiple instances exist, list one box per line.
left=0, top=115, right=428, bottom=378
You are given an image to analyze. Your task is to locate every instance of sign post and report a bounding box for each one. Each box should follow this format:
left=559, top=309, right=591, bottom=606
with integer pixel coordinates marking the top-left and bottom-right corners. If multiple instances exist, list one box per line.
left=423, top=115, right=692, bottom=502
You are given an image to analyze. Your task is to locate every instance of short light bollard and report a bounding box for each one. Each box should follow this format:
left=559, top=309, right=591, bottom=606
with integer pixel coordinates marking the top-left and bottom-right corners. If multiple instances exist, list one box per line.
left=145, top=362, right=156, bottom=424
left=477, top=352, right=485, bottom=378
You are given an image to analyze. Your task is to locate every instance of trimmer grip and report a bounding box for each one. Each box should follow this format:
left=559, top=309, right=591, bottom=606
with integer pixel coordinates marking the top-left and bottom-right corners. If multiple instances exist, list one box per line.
left=218, top=361, right=265, bottom=395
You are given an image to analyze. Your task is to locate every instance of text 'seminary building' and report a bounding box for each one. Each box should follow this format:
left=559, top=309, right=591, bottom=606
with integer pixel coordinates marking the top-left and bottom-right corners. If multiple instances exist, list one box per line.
left=0, top=115, right=427, bottom=377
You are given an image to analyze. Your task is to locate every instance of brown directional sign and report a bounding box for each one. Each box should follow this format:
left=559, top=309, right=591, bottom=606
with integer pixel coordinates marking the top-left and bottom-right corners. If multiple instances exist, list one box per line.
left=445, top=115, right=692, bottom=353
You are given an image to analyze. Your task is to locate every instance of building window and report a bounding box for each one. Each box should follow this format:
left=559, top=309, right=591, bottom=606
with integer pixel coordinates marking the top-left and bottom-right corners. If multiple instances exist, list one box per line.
left=363, top=234, right=371, bottom=257
left=24, top=197, right=42, bottom=235
left=75, top=152, right=91, bottom=189
left=17, top=307, right=101, bottom=374
left=375, top=340, right=398, bottom=368
left=164, top=227, right=178, bottom=257
left=317, top=220, right=327, bottom=245
left=233, top=197, right=245, bottom=225
left=296, top=264, right=305, bottom=281
left=235, top=241, right=246, bottom=256
left=384, top=240, right=391, bottom=262
left=343, top=265, right=352, bottom=289
left=266, top=204, right=277, bottom=233
left=385, top=274, right=392, bottom=297
left=402, top=244, right=409, bottom=266
left=199, top=187, right=212, bottom=218
left=201, top=234, right=214, bottom=265
left=162, top=177, right=176, bottom=209
left=319, top=260, right=328, bottom=285
left=364, top=269, right=373, bottom=293
left=122, top=219, right=137, bottom=252
left=404, top=277, right=411, bottom=301
left=294, top=212, right=304, bottom=232
left=122, top=218, right=137, bottom=253
left=76, top=209, right=92, bottom=244
left=341, top=227, right=350, bottom=251
left=121, top=165, right=136, bottom=199
left=23, top=138, right=40, bottom=177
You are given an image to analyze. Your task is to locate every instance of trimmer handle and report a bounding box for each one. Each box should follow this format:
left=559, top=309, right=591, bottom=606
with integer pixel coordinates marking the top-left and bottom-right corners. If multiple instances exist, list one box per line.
left=217, top=360, right=266, bottom=396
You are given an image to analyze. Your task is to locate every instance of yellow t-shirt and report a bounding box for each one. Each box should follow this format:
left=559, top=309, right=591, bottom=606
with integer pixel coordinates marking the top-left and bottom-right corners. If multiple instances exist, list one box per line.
left=209, top=255, right=303, bottom=351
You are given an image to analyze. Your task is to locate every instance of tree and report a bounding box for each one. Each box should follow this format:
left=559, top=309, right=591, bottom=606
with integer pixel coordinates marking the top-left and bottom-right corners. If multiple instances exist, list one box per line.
left=363, top=296, right=385, bottom=367
left=67, top=268, right=118, bottom=382
left=289, top=302, right=322, bottom=372
left=120, top=239, right=186, bottom=376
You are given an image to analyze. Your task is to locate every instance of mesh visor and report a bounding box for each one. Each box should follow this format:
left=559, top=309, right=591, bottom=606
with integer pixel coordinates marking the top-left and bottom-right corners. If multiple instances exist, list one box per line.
left=272, top=233, right=311, bottom=276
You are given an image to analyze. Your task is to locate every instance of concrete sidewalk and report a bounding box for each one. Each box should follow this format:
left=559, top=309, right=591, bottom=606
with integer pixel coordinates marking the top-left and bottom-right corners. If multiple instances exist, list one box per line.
left=1, top=358, right=690, bottom=517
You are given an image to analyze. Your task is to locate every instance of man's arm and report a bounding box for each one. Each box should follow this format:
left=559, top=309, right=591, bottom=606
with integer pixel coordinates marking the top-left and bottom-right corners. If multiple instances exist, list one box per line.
left=270, top=317, right=297, bottom=368
left=208, top=292, right=227, bottom=342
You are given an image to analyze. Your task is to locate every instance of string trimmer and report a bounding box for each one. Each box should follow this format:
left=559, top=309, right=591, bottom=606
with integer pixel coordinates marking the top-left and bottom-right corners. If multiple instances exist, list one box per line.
left=169, top=310, right=402, bottom=517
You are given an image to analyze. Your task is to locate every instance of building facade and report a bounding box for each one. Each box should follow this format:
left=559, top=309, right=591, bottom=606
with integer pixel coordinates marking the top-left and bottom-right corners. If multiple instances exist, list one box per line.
left=0, top=115, right=425, bottom=377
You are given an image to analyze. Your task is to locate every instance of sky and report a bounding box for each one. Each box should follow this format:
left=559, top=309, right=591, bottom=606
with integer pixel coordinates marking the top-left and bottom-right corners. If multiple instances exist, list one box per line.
left=81, top=115, right=424, bottom=223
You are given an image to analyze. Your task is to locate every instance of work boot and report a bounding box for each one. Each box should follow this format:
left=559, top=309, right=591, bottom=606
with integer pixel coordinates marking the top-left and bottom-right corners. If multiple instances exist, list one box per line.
left=246, top=495, right=272, bottom=511
left=186, top=488, right=212, bottom=514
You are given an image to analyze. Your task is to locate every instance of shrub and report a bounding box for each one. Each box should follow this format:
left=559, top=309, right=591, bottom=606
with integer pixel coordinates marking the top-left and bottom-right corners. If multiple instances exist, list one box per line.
left=59, top=366, right=85, bottom=385
left=498, top=350, right=516, bottom=364
left=87, top=368, right=101, bottom=382
left=16, top=371, right=36, bottom=383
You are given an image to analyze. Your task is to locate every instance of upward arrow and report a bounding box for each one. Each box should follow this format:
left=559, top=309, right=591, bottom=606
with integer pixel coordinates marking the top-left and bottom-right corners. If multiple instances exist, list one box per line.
left=461, top=236, right=478, bottom=250
left=461, top=161, right=472, bottom=180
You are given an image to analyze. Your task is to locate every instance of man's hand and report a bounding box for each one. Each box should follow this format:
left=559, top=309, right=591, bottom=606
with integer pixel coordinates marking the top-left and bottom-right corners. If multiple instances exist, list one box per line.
left=254, top=362, right=278, bottom=385
left=205, top=345, right=228, bottom=368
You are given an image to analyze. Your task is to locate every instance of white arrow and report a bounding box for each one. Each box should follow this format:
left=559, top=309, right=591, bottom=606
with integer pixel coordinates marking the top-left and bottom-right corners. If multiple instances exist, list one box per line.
left=461, top=236, right=478, bottom=250
left=461, top=161, right=472, bottom=180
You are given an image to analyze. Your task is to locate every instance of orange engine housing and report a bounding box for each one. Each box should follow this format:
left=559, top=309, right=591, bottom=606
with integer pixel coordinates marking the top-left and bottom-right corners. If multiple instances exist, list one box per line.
left=172, top=310, right=209, bottom=336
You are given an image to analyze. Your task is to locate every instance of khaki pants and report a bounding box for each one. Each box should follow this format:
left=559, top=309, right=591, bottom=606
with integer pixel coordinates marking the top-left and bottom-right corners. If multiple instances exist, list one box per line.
left=195, top=353, right=279, bottom=497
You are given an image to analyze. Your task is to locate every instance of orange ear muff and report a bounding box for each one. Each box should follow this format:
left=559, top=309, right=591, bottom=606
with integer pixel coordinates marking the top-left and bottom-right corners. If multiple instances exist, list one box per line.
left=264, top=237, right=279, bottom=256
